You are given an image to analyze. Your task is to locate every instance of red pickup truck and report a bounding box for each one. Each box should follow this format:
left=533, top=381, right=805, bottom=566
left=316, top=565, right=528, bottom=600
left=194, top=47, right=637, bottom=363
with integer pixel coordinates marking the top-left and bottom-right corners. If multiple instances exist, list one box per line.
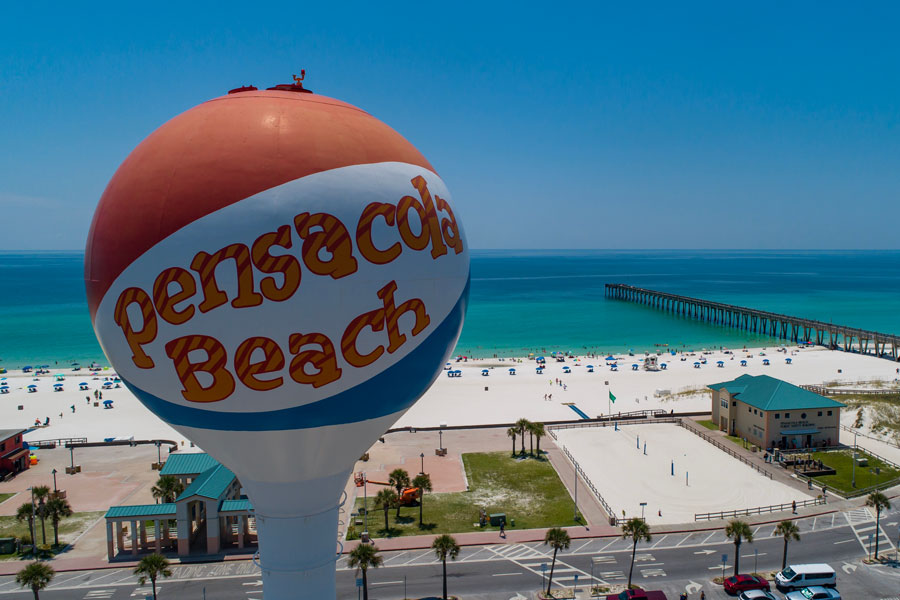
left=605, top=588, right=668, bottom=600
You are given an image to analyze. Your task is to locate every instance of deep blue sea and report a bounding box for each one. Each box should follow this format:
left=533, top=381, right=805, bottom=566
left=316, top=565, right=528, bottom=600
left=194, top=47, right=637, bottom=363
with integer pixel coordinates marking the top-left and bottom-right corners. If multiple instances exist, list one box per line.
left=2, top=250, right=900, bottom=368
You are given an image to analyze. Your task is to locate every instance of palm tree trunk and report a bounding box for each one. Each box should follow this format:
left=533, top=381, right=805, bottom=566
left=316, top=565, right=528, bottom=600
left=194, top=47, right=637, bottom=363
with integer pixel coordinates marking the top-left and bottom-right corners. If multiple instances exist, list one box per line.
left=520, top=434, right=525, bottom=455
left=383, top=508, right=389, bottom=531
left=734, top=541, right=741, bottom=575
left=547, top=548, right=558, bottom=594
left=362, top=568, right=368, bottom=600
left=418, top=496, right=423, bottom=527
left=151, top=577, right=157, bottom=600
left=32, top=586, right=39, bottom=600
left=782, top=538, right=788, bottom=569
left=40, top=517, right=46, bottom=545
left=442, top=557, right=448, bottom=599
left=628, top=537, right=637, bottom=587
left=53, top=519, right=60, bottom=547
left=874, top=509, right=881, bottom=559
left=529, top=433, right=533, bottom=456
left=537, top=436, right=541, bottom=456
left=511, top=435, right=516, bottom=456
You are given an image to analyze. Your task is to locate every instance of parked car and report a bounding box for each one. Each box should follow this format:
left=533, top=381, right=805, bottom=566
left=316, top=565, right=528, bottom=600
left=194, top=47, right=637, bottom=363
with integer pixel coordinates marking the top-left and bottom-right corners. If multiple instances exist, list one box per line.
left=738, top=591, right=779, bottom=600
left=775, top=564, right=837, bottom=591
left=785, top=587, right=841, bottom=600
left=724, top=574, right=771, bottom=594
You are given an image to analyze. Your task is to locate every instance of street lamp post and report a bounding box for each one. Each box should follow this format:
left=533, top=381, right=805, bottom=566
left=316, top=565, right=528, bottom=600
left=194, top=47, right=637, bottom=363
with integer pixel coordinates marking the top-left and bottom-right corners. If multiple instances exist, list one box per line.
left=439, top=429, right=443, bottom=451
left=51, top=468, right=58, bottom=493
left=420, top=453, right=425, bottom=475
left=155, top=440, right=162, bottom=465
left=852, top=431, right=858, bottom=488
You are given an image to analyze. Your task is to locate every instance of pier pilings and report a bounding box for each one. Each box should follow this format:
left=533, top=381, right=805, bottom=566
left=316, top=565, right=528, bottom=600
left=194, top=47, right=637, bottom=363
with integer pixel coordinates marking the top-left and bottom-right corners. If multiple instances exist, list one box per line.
left=604, top=283, right=899, bottom=361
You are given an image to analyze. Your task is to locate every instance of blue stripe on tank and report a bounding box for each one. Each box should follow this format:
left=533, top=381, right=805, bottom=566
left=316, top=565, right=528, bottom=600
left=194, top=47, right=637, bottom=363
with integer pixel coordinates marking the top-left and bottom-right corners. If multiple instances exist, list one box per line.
left=120, top=278, right=469, bottom=431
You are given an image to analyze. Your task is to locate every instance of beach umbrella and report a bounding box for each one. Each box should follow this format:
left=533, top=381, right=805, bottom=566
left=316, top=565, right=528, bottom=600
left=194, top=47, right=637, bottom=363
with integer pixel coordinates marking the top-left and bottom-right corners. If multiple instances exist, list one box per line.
left=740, top=360, right=747, bottom=366
left=786, top=358, right=792, bottom=364
left=605, top=355, right=615, bottom=361
left=660, top=363, right=667, bottom=370
left=763, top=359, right=770, bottom=365
left=481, top=369, right=489, bottom=376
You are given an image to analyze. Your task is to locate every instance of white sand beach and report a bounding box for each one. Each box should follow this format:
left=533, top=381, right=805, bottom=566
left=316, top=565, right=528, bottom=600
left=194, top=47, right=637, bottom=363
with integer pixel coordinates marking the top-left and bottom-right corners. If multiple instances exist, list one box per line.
left=554, top=423, right=812, bottom=525
left=1, top=345, right=897, bottom=446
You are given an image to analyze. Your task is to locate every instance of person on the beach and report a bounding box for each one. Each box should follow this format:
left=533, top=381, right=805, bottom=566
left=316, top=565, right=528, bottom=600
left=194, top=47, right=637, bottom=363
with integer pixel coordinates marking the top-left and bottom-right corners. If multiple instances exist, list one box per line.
left=792, top=500, right=797, bottom=514
left=70, top=405, right=75, bottom=413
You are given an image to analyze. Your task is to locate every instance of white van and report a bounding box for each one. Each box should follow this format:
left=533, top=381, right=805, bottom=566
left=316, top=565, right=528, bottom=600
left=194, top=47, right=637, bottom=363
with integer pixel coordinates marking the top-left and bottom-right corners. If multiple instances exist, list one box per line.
left=775, top=563, right=837, bottom=591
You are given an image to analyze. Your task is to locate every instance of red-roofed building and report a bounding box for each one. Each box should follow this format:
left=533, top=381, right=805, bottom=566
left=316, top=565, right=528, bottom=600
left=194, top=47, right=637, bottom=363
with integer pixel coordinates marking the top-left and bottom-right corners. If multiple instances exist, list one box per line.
left=0, top=429, right=29, bottom=478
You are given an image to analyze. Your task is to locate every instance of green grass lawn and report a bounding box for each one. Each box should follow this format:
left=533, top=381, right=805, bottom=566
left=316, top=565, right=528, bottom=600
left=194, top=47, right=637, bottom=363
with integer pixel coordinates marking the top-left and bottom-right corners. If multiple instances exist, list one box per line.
left=0, top=511, right=104, bottom=546
left=807, top=450, right=900, bottom=494
left=349, top=451, right=578, bottom=539
left=697, top=420, right=718, bottom=431
left=0, top=493, right=14, bottom=506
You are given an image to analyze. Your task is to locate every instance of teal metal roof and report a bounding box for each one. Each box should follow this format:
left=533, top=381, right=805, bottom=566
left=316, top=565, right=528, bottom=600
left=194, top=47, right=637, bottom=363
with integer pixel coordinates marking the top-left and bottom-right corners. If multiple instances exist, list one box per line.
left=105, top=503, right=176, bottom=519
left=177, top=464, right=236, bottom=501
left=709, top=374, right=845, bottom=411
left=220, top=499, right=254, bottom=513
left=160, top=452, right=221, bottom=477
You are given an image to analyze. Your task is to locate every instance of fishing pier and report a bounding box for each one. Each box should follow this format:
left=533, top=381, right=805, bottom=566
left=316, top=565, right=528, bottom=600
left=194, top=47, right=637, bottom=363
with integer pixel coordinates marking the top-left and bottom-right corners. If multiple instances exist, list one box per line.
left=605, top=283, right=900, bottom=361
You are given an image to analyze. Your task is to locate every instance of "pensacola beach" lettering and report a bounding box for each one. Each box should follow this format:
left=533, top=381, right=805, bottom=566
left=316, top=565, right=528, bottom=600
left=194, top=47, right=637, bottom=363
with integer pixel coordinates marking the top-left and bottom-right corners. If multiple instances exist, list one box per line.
left=111, top=175, right=462, bottom=404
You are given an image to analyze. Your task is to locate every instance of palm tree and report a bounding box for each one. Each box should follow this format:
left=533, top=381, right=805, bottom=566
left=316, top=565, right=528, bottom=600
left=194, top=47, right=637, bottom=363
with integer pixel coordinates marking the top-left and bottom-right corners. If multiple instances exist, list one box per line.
left=516, top=418, right=530, bottom=454
left=15, top=562, right=54, bottom=600
left=150, top=476, right=184, bottom=504
left=133, top=553, right=172, bottom=600
left=44, top=496, right=73, bottom=547
left=866, top=491, right=892, bottom=560
left=32, top=486, right=50, bottom=546
left=725, top=520, right=754, bottom=575
left=774, top=520, right=800, bottom=569
left=507, top=427, right=517, bottom=456
left=388, top=468, right=410, bottom=517
left=532, top=422, right=546, bottom=457
left=16, top=502, right=35, bottom=544
left=411, top=473, right=433, bottom=528
left=543, top=527, right=571, bottom=595
left=432, top=534, right=460, bottom=600
left=622, top=518, right=652, bottom=587
left=348, top=542, right=383, bottom=600
left=374, top=489, right=397, bottom=532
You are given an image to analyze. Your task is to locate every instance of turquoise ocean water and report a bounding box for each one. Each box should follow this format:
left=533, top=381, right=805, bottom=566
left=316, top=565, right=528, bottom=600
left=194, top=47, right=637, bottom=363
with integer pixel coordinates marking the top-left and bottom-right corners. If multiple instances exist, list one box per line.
left=2, top=250, right=900, bottom=368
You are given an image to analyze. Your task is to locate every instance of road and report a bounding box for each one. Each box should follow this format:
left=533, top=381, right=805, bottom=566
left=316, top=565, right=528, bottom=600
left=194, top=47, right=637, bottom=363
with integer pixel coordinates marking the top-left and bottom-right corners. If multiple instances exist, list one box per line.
left=0, top=504, right=898, bottom=599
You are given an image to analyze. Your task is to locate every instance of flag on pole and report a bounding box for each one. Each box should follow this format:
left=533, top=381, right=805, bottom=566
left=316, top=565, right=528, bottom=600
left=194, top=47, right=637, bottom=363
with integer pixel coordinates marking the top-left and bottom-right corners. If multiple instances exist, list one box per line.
left=609, top=391, right=616, bottom=403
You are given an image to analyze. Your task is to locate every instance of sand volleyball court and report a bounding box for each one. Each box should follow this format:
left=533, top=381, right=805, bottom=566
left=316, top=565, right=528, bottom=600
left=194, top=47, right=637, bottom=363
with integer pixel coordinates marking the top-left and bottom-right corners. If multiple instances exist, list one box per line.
left=554, top=422, right=812, bottom=525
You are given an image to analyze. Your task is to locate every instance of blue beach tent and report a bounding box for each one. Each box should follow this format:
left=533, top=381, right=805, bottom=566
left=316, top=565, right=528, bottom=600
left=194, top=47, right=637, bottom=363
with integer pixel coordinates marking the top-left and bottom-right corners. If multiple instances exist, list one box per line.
left=481, top=369, right=489, bottom=376
left=586, top=365, right=594, bottom=372
left=508, top=368, right=516, bottom=375
left=762, top=359, right=770, bottom=366
left=785, top=358, right=792, bottom=364
left=740, top=360, right=747, bottom=366
left=716, top=361, right=724, bottom=367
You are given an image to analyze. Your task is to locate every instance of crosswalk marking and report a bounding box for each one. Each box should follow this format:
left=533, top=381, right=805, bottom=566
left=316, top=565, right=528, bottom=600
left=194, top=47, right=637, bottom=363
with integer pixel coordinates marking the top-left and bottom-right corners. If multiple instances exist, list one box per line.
left=84, top=591, right=115, bottom=599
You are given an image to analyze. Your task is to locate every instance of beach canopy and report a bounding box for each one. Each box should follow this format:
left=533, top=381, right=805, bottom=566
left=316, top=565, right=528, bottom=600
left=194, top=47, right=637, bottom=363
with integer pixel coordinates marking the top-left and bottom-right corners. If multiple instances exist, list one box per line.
left=762, top=359, right=770, bottom=365
left=508, top=368, right=516, bottom=373
left=54, top=383, right=63, bottom=387
left=740, top=360, right=747, bottom=366
left=605, top=355, right=615, bottom=361
left=103, top=400, right=113, bottom=406
left=785, top=358, right=792, bottom=364
left=660, top=363, right=667, bottom=369
left=27, top=384, right=37, bottom=388
left=481, top=369, right=489, bottom=373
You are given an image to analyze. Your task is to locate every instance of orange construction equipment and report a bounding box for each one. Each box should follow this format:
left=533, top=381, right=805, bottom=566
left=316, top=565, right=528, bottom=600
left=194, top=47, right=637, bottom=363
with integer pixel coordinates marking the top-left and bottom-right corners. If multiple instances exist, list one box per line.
left=354, top=473, right=420, bottom=506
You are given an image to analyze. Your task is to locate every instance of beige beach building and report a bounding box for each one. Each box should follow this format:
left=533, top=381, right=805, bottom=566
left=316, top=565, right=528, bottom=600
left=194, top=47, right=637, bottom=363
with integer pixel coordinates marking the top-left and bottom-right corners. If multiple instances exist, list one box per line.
left=709, top=374, right=844, bottom=450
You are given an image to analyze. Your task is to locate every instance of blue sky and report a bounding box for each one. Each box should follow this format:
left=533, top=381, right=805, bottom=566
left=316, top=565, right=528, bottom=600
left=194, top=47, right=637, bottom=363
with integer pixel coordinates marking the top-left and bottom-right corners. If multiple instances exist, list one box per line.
left=1, top=2, right=898, bottom=250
